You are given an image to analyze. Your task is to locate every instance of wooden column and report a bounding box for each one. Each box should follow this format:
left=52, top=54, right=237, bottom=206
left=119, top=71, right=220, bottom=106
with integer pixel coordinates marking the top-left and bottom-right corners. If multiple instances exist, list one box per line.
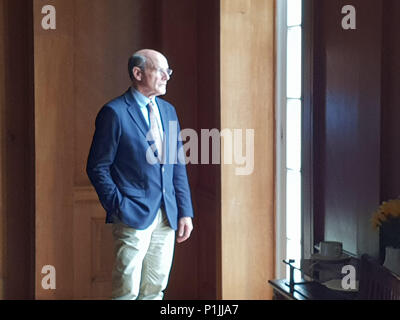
left=33, top=0, right=75, bottom=299
left=220, top=0, right=275, bottom=299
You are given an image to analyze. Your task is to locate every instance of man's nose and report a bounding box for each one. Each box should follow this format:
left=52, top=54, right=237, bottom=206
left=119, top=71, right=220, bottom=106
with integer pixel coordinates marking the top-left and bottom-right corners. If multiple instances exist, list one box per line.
left=162, top=72, right=170, bottom=80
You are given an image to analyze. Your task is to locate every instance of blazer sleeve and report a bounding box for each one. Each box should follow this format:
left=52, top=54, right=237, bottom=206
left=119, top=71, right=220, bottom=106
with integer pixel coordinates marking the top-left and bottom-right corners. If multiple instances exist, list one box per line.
left=86, top=105, right=122, bottom=213
left=172, top=114, right=194, bottom=219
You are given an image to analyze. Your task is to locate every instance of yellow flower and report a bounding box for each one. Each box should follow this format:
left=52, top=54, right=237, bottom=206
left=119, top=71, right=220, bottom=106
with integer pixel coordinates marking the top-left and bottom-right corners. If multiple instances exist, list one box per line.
left=382, top=201, right=400, bottom=215
left=371, top=199, right=400, bottom=229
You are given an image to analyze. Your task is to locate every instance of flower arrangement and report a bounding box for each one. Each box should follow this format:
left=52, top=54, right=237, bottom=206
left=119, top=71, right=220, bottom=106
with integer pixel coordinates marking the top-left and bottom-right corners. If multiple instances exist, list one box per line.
left=371, top=198, right=400, bottom=230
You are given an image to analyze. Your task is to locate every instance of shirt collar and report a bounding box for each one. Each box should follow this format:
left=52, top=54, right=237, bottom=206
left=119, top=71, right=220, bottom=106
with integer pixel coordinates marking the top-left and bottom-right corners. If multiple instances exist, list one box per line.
left=131, top=87, right=154, bottom=109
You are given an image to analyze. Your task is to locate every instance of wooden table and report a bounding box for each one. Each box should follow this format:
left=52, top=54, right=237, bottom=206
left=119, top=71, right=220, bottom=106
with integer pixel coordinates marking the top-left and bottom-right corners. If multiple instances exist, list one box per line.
left=268, top=279, right=358, bottom=300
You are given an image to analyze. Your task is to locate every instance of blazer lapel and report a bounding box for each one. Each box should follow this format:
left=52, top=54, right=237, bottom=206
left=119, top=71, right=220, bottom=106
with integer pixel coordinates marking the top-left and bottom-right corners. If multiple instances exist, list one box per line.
left=124, top=88, right=149, bottom=139
left=123, top=89, right=171, bottom=163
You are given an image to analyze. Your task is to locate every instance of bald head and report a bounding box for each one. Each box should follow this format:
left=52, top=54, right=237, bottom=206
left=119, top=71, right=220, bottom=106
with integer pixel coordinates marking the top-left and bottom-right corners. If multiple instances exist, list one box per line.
left=135, top=49, right=166, bottom=66
left=128, top=49, right=167, bottom=81
left=128, top=49, right=171, bottom=98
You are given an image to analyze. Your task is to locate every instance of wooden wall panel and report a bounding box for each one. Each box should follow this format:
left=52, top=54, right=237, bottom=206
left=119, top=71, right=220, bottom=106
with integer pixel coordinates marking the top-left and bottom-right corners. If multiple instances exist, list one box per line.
left=313, top=0, right=381, bottom=257
left=381, top=0, right=400, bottom=201
left=195, top=0, right=221, bottom=299
left=73, top=196, right=113, bottom=299
left=221, top=0, right=275, bottom=300
left=160, top=0, right=221, bottom=300
left=1, top=0, right=35, bottom=299
left=0, top=0, right=6, bottom=299
left=159, top=0, right=199, bottom=300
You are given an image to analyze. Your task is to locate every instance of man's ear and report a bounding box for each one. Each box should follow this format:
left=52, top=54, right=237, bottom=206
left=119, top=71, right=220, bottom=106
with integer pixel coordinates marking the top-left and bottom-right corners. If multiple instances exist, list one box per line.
left=132, top=66, right=142, bottom=82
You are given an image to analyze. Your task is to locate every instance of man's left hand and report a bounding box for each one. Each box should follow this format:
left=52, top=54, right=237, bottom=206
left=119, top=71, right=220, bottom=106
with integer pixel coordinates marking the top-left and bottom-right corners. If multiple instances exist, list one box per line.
left=176, top=217, right=193, bottom=243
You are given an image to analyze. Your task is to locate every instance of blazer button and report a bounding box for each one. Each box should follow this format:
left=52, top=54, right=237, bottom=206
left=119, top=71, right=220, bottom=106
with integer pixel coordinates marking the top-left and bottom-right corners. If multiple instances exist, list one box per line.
left=162, top=167, right=165, bottom=173
left=154, top=150, right=158, bottom=157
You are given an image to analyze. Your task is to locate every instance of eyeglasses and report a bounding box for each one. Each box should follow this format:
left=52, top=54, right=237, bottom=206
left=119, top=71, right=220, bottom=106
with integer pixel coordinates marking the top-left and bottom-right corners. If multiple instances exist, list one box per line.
left=155, top=67, right=173, bottom=77
left=139, top=66, right=173, bottom=77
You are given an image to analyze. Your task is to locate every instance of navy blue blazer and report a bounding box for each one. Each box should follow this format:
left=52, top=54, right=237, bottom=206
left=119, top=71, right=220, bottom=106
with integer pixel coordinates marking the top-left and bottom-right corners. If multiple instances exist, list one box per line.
left=87, top=88, right=194, bottom=230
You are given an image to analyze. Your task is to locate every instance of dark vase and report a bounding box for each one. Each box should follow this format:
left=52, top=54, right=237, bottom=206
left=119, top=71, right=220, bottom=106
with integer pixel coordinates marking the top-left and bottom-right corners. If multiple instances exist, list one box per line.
left=379, top=217, right=400, bottom=264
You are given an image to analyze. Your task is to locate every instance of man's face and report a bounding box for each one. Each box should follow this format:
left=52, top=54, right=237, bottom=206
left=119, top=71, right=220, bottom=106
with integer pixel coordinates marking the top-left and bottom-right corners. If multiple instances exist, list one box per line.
left=140, top=54, right=171, bottom=98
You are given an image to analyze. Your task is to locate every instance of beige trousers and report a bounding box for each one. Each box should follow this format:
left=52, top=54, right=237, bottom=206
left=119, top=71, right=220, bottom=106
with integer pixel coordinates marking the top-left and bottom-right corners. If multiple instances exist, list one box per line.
left=111, top=208, right=175, bottom=300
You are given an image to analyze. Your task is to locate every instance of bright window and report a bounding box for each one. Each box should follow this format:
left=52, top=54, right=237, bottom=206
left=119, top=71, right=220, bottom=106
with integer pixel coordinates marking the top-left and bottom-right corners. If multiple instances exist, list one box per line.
left=276, top=0, right=303, bottom=278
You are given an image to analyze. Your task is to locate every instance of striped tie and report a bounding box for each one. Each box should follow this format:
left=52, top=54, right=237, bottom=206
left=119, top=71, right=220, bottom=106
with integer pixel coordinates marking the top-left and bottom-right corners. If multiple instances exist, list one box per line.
left=147, top=100, right=163, bottom=161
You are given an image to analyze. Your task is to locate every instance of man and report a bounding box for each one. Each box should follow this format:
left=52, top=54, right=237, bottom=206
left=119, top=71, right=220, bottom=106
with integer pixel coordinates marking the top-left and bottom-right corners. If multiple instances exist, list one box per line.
left=86, top=49, right=194, bottom=300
